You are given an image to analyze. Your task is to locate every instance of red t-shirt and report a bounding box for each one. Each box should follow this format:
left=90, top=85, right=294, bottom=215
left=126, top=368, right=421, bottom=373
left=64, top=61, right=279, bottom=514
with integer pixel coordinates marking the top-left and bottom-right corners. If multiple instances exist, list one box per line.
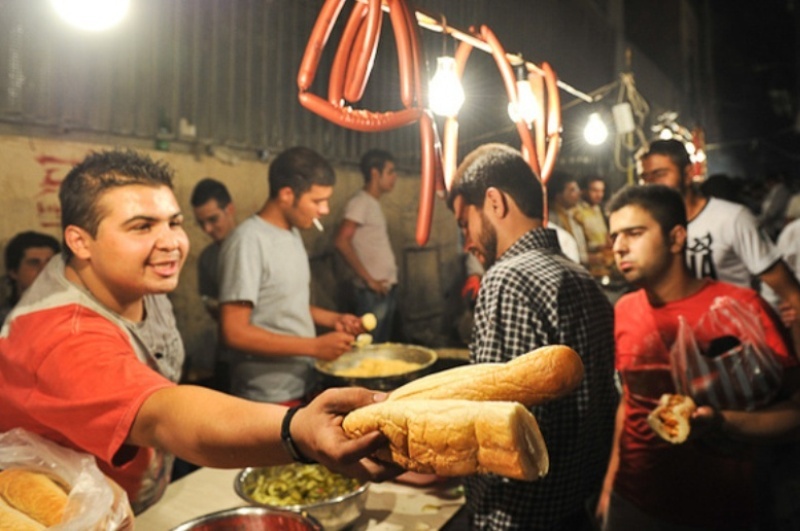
left=0, top=305, right=175, bottom=509
left=613, top=280, right=795, bottom=529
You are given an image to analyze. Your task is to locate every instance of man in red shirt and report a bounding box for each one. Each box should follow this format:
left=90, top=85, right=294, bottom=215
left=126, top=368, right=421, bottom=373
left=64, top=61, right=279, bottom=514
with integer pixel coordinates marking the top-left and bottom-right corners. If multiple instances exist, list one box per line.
left=0, top=150, right=393, bottom=514
left=595, top=184, right=800, bottom=530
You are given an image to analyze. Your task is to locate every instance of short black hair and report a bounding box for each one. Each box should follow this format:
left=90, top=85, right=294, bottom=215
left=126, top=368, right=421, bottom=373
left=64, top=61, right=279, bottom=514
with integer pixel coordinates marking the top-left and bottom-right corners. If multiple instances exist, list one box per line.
left=546, top=170, right=577, bottom=202
left=581, top=175, right=605, bottom=189
left=5, top=231, right=60, bottom=272
left=606, top=184, right=686, bottom=238
left=59, top=150, right=174, bottom=261
left=268, top=146, right=335, bottom=199
left=447, top=143, right=544, bottom=219
left=359, top=149, right=394, bottom=184
left=639, top=139, right=691, bottom=172
left=191, top=178, right=232, bottom=208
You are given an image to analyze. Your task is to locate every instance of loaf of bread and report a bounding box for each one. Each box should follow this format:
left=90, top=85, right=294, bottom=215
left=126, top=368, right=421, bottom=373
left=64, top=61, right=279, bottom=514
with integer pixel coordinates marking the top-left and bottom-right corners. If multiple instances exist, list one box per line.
left=386, top=345, right=584, bottom=406
left=0, top=497, right=45, bottom=531
left=647, top=394, right=697, bottom=444
left=343, top=399, right=549, bottom=481
left=0, top=469, right=68, bottom=527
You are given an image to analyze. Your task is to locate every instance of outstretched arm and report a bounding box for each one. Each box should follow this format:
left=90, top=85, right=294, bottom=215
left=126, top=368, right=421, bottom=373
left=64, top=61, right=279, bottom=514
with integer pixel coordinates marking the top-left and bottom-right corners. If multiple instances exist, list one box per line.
left=128, top=386, right=398, bottom=482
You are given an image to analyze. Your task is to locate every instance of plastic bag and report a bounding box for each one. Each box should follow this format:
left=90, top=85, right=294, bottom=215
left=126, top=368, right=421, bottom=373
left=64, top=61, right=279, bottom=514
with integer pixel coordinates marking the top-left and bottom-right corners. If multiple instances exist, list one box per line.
left=670, top=296, right=784, bottom=411
left=0, top=428, right=133, bottom=530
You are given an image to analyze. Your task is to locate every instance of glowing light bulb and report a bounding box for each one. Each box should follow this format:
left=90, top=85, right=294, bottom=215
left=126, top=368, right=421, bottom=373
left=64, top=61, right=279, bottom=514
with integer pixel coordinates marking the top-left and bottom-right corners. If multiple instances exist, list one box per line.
left=51, top=0, right=130, bottom=32
left=508, top=80, right=538, bottom=125
left=429, top=56, right=465, bottom=117
left=583, top=112, right=609, bottom=146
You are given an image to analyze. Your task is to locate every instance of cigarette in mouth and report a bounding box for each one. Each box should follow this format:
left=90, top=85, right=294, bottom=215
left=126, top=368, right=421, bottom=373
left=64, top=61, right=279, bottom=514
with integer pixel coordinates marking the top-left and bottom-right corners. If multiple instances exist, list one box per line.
left=312, top=218, right=324, bottom=232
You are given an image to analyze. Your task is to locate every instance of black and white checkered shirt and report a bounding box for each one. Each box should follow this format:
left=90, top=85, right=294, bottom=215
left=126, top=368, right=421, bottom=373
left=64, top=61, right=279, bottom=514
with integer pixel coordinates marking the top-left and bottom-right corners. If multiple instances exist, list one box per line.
left=466, top=228, right=617, bottom=530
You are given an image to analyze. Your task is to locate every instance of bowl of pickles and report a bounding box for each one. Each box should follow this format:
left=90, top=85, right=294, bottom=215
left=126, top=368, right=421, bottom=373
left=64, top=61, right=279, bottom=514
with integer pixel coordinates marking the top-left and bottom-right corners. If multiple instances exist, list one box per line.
left=234, top=463, right=368, bottom=531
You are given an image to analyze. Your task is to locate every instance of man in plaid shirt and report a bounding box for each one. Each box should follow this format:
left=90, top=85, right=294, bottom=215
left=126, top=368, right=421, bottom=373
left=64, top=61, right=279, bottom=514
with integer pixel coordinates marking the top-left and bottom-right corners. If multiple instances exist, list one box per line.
left=447, top=144, right=617, bottom=530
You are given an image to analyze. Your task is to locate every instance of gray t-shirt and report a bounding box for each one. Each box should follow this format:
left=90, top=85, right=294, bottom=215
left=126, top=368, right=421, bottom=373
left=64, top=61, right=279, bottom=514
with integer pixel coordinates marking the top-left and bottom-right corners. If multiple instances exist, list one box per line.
left=218, top=215, right=316, bottom=402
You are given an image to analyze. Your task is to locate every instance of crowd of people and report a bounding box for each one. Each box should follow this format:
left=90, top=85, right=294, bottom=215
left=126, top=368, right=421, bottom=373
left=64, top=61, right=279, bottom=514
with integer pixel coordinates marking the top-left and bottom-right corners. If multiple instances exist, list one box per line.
left=0, top=139, right=799, bottom=530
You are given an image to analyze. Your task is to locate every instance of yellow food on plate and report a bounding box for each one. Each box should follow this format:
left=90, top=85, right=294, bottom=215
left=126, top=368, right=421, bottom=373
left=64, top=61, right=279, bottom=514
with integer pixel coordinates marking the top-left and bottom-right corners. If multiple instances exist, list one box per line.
left=335, top=357, right=423, bottom=378
left=361, top=313, right=377, bottom=332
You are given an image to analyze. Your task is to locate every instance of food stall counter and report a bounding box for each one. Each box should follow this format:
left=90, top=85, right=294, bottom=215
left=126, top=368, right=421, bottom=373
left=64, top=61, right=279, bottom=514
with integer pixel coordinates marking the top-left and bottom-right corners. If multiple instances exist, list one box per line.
left=135, top=467, right=465, bottom=530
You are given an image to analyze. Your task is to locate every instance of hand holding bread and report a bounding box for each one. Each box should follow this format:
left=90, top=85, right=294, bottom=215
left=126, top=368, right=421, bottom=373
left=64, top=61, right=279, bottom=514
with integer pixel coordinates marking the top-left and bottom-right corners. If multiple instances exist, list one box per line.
left=647, top=394, right=697, bottom=444
left=342, top=345, right=584, bottom=481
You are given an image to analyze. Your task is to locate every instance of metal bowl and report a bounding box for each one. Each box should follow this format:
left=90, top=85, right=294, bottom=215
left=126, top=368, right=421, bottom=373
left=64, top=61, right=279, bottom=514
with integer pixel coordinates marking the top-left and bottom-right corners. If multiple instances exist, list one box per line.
left=315, top=343, right=437, bottom=391
left=234, top=464, right=368, bottom=531
left=170, top=506, right=322, bottom=531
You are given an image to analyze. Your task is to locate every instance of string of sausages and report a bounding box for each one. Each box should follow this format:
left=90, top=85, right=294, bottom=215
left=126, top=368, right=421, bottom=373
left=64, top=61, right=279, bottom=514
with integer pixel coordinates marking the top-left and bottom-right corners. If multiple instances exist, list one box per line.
left=297, top=0, right=561, bottom=245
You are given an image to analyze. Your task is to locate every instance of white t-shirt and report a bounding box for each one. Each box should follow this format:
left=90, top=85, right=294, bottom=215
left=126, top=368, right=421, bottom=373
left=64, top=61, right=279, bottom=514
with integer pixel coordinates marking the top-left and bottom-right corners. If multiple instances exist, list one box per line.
left=343, top=190, right=398, bottom=286
left=687, top=197, right=780, bottom=287
left=549, top=224, right=581, bottom=264
left=762, top=218, right=800, bottom=307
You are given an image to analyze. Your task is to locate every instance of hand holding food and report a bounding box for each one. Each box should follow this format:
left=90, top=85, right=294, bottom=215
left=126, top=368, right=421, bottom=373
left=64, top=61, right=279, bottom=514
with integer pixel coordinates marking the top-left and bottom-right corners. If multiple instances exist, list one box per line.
left=341, top=345, right=584, bottom=481
left=343, top=399, right=549, bottom=481
left=334, top=313, right=364, bottom=335
left=314, top=332, right=356, bottom=361
left=647, top=394, right=697, bottom=444
left=292, top=387, right=398, bottom=483
left=361, top=312, right=377, bottom=332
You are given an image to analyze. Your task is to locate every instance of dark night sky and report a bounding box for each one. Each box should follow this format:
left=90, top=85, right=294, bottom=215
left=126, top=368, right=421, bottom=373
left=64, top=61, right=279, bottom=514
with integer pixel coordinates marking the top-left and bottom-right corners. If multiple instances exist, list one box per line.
left=704, top=0, right=799, bottom=181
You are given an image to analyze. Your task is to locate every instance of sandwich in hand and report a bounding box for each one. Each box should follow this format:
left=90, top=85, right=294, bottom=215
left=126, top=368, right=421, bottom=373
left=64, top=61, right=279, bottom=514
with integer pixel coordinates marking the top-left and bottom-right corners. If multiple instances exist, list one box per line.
left=647, top=393, right=697, bottom=444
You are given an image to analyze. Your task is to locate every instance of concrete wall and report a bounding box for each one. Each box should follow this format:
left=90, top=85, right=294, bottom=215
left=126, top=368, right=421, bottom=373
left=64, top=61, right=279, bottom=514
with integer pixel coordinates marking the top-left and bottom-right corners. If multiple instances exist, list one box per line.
left=0, top=135, right=466, bottom=376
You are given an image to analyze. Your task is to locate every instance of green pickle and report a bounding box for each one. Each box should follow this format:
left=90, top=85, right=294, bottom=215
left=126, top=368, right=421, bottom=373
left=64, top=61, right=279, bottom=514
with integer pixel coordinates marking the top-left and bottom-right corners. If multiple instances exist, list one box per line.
left=247, top=463, right=361, bottom=506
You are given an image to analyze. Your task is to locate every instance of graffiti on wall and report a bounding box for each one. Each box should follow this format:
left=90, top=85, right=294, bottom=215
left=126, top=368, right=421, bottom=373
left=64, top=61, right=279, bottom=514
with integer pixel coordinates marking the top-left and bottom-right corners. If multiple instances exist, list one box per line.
left=34, top=155, right=80, bottom=228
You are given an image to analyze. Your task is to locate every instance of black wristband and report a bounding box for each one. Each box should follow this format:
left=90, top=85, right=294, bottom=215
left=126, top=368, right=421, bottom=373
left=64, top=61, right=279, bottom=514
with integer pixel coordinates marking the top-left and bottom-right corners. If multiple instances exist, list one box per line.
left=280, top=406, right=316, bottom=464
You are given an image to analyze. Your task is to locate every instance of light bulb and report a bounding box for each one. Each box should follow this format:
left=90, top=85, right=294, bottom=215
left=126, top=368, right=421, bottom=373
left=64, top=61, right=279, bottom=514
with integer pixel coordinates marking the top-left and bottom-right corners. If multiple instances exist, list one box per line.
left=51, top=0, right=130, bottom=31
left=429, top=56, right=465, bottom=117
left=583, top=112, right=609, bottom=146
left=507, top=80, right=538, bottom=125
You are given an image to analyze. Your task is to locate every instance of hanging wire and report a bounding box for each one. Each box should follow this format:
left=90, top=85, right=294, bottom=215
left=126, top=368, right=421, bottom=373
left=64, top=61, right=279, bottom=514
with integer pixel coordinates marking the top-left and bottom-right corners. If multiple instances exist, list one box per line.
left=613, top=72, right=650, bottom=175
left=365, top=0, right=595, bottom=103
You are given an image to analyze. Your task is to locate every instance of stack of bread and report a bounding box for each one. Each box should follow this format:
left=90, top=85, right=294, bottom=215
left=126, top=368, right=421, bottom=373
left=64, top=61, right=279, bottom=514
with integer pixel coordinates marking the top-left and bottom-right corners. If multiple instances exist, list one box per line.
left=0, top=468, right=68, bottom=530
left=343, top=345, right=585, bottom=481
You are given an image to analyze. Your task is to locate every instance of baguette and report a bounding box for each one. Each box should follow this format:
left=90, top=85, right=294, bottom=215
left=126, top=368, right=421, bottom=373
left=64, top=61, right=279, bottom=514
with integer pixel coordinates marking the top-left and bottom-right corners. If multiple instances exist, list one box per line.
left=343, top=399, right=549, bottom=481
left=647, top=394, right=697, bottom=444
left=386, top=345, right=584, bottom=406
left=0, top=469, right=68, bottom=527
left=0, top=497, right=45, bottom=531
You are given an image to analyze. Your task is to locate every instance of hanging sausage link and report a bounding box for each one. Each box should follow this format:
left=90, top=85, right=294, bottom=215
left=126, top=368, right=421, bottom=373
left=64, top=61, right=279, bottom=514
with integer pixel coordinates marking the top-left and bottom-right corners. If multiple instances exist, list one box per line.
left=297, top=0, right=442, bottom=246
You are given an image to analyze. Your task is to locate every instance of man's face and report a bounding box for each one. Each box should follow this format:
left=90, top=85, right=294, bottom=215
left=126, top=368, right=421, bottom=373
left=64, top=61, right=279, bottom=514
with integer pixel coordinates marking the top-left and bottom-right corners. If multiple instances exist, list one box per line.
left=559, top=181, right=582, bottom=208
left=288, top=184, right=333, bottom=230
left=609, top=205, right=672, bottom=287
left=376, top=161, right=397, bottom=193
left=454, top=195, right=499, bottom=270
left=586, top=180, right=605, bottom=206
left=81, top=184, right=189, bottom=298
left=9, top=246, right=56, bottom=293
left=638, top=154, right=689, bottom=192
left=194, top=199, right=235, bottom=243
